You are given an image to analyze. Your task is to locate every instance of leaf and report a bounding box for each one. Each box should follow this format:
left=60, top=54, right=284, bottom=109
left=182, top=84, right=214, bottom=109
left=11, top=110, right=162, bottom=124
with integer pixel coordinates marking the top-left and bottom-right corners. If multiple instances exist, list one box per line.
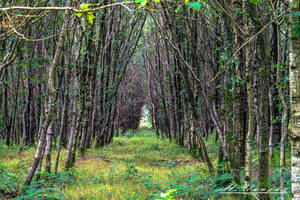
left=141, top=0, right=148, bottom=6
left=249, top=0, right=259, bottom=4
left=282, top=117, right=286, bottom=122
left=79, top=3, right=90, bottom=11
left=75, top=13, right=82, bottom=18
left=258, top=67, right=264, bottom=72
left=76, top=3, right=94, bottom=23
left=86, top=13, right=96, bottom=24
left=187, top=1, right=202, bottom=11
left=175, top=5, right=181, bottom=13
left=136, top=0, right=148, bottom=6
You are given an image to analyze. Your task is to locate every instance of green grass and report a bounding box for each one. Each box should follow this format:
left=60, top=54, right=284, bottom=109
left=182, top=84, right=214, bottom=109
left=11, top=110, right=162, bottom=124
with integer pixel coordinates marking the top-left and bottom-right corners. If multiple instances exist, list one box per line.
left=0, top=129, right=291, bottom=199
left=65, top=129, right=206, bottom=199
left=0, top=129, right=213, bottom=199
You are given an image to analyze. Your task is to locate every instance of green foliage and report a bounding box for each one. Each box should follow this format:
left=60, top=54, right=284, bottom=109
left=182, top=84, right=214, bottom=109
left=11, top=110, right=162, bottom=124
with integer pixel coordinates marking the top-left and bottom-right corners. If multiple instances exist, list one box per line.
left=124, top=162, right=139, bottom=179
left=269, top=169, right=292, bottom=199
left=167, top=172, right=212, bottom=199
left=75, top=3, right=96, bottom=24
left=249, top=0, right=260, bottom=4
left=1, top=129, right=292, bottom=199
left=18, top=172, right=76, bottom=199
left=292, top=21, right=300, bottom=37
left=187, top=1, right=202, bottom=11
left=213, top=173, right=232, bottom=188
left=135, top=0, right=161, bottom=7
left=153, top=189, right=176, bottom=200
left=136, top=0, right=148, bottom=6
left=175, top=5, right=181, bottom=13
left=271, top=151, right=281, bottom=169
left=0, top=161, right=76, bottom=200
left=0, top=165, right=22, bottom=198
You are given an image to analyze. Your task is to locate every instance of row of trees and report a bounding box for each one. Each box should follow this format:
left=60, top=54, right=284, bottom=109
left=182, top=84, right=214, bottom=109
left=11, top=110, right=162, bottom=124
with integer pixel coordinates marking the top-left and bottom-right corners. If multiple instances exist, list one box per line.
left=0, top=0, right=146, bottom=185
left=0, top=0, right=299, bottom=199
left=142, top=1, right=299, bottom=199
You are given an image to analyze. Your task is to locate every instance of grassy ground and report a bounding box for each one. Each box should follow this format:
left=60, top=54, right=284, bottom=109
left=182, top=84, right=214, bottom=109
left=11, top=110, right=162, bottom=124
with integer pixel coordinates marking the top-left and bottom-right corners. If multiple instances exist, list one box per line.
left=0, top=129, right=291, bottom=200
left=64, top=129, right=209, bottom=199
left=0, top=129, right=214, bottom=200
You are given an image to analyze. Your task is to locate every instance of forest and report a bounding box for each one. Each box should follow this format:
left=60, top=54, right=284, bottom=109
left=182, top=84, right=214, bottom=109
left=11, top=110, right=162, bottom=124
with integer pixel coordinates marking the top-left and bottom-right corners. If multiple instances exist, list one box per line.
left=0, top=0, right=299, bottom=199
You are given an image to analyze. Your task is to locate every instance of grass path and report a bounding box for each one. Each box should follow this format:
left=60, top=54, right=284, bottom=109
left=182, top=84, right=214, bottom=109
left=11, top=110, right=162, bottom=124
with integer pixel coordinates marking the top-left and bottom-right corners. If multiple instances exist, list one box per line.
left=65, top=129, right=207, bottom=199
left=0, top=129, right=290, bottom=199
left=0, top=129, right=216, bottom=200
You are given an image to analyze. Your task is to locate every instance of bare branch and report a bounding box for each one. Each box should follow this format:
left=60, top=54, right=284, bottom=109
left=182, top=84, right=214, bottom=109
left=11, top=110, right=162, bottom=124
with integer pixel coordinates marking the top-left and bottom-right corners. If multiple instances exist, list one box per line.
left=0, top=2, right=136, bottom=12
left=210, top=11, right=287, bottom=82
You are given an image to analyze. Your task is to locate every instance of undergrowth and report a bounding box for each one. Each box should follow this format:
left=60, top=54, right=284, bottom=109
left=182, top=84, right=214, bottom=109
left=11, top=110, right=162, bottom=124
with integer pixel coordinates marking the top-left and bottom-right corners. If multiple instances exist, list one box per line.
left=0, top=129, right=292, bottom=199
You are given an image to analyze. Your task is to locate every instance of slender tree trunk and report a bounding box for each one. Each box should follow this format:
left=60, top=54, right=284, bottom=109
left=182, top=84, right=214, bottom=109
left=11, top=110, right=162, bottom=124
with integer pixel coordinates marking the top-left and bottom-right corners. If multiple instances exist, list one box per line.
left=269, top=88, right=275, bottom=158
left=65, top=85, right=78, bottom=171
left=44, top=121, right=53, bottom=173
left=35, top=142, right=46, bottom=181
left=257, top=5, right=271, bottom=198
left=273, top=22, right=288, bottom=200
left=54, top=81, right=69, bottom=173
left=24, top=0, right=70, bottom=185
left=289, top=1, right=300, bottom=199
left=243, top=0, right=255, bottom=193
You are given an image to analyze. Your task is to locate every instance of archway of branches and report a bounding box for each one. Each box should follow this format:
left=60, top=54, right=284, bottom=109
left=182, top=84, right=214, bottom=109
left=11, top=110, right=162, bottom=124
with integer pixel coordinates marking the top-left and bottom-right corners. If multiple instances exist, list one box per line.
left=0, top=2, right=298, bottom=198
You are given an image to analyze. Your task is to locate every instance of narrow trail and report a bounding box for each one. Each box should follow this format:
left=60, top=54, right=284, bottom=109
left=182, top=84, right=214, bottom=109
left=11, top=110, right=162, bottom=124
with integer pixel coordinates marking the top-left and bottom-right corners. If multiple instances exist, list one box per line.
left=64, top=129, right=210, bottom=200
left=0, top=129, right=218, bottom=200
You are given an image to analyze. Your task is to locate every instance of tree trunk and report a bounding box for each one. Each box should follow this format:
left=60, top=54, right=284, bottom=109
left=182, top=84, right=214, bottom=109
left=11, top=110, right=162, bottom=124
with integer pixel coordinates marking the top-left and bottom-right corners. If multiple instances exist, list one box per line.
left=24, top=0, right=70, bottom=185
left=45, top=121, right=53, bottom=173
left=289, top=1, right=300, bottom=199
left=65, top=86, right=78, bottom=171
left=257, top=5, right=271, bottom=198
left=243, top=0, right=255, bottom=192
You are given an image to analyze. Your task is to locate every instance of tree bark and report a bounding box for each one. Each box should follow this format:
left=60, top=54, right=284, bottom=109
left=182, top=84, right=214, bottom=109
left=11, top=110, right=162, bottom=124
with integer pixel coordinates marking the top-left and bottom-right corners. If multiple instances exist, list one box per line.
left=289, top=1, right=300, bottom=199
left=24, top=0, right=70, bottom=185
left=243, top=0, right=255, bottom=193
left=45, top=121, right=53, bottom=173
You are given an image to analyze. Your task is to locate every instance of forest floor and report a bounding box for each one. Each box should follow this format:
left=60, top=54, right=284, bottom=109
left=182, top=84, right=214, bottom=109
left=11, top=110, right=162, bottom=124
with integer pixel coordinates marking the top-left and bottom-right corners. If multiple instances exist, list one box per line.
left=0, top=129, right=289, bottom=200
left=64, top=129, right=210, bottom=199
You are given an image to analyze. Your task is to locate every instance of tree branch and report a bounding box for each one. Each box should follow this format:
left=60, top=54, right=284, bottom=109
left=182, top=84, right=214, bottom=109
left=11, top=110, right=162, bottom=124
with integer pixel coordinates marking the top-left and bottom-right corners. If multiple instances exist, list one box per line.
left=0, top=2, right=136, bottom=12
left=210, top=11, right=287, bottom=82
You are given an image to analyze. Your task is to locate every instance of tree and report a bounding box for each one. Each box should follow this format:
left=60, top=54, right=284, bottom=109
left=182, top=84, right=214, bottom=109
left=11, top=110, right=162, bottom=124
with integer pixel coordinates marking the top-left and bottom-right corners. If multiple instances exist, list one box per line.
left=289, top=1, right=300, bottom=199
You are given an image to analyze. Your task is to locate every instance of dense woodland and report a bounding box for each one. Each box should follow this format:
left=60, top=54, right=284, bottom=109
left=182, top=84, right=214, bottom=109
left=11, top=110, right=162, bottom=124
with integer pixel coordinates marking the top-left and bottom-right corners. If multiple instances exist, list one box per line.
left=0, top=0, right=299, bottom=199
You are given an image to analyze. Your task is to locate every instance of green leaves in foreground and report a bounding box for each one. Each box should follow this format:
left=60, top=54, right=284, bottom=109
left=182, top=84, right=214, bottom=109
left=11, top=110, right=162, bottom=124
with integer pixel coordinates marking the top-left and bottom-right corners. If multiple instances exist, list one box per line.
left=187, top=1, right=202, bottom=11
left=175, top=1, right=202, bottom=13
left=136, top=0, right=148, bottom=6
left=75, top=3, right=96, bottom=25
left=135, top=0, right=201, bottom=12
left=135, top=0, right=161, bottom=7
